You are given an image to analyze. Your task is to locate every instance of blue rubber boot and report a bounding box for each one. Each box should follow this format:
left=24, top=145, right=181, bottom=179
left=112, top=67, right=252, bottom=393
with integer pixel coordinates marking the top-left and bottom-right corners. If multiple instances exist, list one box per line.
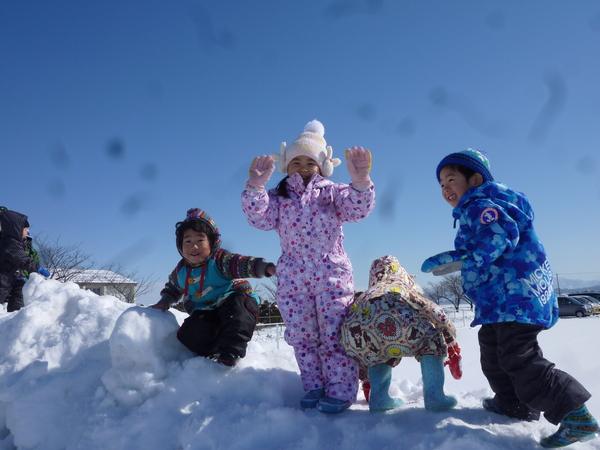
left=368, top=364, right=404, bottom=412
left=540, top=404, right=599, bottom=448
left=420, top=355, right=457, bottom=411
left=300, top=388, right=325, bottom=408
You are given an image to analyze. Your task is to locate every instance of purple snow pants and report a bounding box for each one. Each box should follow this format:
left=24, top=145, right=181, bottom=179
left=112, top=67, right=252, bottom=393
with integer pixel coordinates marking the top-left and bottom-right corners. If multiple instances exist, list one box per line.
left=276, top=256, right=359, bottom=403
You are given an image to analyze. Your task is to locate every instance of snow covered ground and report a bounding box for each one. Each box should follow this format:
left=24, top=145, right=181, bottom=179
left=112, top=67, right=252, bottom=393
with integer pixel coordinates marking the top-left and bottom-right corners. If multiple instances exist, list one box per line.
left=0, top=274, right=598, bottom=450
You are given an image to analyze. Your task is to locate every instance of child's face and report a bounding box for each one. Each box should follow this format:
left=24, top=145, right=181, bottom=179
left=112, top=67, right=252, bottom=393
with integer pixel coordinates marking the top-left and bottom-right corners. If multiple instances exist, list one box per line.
left=22, top=227, right=29, bottom=239
left=439, top=166, right=482, bottom=208
left=288, top=155, right=320, bottom=184
left=181, top=229, right=212, bottom=264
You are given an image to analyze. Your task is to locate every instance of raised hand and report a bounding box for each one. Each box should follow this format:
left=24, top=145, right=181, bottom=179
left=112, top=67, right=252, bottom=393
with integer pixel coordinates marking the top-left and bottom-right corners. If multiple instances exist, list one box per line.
left=345, top=146, right=372, bottom=189
left=247, top=155, right=275, bottom=191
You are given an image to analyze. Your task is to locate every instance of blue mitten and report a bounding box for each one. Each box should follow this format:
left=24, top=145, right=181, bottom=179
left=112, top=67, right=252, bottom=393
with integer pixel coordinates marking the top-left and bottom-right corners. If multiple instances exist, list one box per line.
left=37, top=266, right=51, bottom=278
left=421, top=251, right=465, bottom=276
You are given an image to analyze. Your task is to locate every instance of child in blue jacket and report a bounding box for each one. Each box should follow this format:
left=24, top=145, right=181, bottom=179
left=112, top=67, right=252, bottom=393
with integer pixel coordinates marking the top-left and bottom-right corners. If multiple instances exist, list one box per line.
left=151, top=208, right=276, bottom=367
left=421, top=149, right=598, bottom=448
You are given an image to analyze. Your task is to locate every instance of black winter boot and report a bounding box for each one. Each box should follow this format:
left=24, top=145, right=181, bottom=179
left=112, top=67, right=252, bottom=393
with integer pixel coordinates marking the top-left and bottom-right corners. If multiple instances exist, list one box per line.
left=217, top=353, right=239, bottom=367
left=482, top=396, right=540, bottom=421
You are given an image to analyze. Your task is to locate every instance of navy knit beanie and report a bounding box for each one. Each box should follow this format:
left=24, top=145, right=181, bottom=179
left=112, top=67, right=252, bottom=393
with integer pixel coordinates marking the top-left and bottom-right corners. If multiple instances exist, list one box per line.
left=436, top=148, right=494, bottom=183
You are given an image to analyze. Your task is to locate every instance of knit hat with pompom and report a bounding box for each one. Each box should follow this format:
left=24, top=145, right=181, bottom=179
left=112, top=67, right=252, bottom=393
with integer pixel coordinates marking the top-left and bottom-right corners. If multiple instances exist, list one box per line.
left=436, top=148, right=494, bottom=183
left=271, top=120, right=341, bottom=177
left=175, top=208, right=221, bottom=253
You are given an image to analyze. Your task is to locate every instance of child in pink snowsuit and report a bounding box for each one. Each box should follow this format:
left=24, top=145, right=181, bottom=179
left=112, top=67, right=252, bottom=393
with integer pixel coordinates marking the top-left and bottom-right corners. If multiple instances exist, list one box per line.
left=241, top=120, right=375, bottom=413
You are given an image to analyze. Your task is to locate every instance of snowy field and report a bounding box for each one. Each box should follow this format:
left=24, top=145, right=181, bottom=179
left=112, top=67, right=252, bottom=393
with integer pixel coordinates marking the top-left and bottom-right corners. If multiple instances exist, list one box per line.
left=0, top=274, right=598, bottom=450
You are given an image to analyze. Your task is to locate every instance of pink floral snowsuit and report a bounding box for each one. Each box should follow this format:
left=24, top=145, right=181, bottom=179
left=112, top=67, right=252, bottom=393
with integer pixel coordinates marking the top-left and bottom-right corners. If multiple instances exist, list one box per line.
left=242, top=172, right=375, bottom=402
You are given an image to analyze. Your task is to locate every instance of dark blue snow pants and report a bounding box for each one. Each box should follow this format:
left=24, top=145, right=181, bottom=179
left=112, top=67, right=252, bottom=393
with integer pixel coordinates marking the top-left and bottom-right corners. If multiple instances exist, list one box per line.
left=479, top=322, right=591, bottom=425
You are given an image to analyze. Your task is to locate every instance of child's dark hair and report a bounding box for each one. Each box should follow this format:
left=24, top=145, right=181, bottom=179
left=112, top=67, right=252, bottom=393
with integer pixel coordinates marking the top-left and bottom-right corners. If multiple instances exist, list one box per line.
left=175, top=219, right=219, bottom=251
left=275, top=176, right=291, bottom=198
left=443, top=163, right=478, bottom=182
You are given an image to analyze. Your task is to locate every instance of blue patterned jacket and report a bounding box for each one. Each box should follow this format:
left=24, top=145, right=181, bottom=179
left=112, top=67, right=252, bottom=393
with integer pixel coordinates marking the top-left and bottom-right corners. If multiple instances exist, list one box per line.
left=452, top=182, right=558, bottom=328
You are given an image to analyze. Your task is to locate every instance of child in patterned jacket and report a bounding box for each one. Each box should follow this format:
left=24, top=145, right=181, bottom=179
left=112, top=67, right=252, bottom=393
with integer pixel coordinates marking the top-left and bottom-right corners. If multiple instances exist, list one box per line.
left=241, top=119, right=375, bottom=413
left=151, top=208, right=276, bottom=367
left=422, top=149, right=598, bottom=448
left=341, top=255, right=461, bottom=412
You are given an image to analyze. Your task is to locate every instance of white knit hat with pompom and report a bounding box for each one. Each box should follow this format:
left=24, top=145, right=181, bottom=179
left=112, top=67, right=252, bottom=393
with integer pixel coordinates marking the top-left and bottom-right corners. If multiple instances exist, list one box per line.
left=271, top=119, right=341, bottom=177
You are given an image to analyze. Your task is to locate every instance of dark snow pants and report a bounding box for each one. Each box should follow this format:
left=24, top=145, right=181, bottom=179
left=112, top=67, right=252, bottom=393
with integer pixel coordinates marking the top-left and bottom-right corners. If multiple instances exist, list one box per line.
left=0, top=270, right=25, bottom=312
left=177, top=291, right=259, bottom=359
left=479, top=322, right=591, bottom=425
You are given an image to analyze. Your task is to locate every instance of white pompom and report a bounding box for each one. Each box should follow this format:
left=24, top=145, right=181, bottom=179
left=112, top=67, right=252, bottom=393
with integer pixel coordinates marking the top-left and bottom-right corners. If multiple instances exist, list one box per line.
left=304, top=119, right=325, bottom=136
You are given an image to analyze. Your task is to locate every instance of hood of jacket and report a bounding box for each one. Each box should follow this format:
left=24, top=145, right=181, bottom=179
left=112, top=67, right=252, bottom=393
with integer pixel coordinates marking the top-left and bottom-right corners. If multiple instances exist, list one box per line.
left=0, top=210, right=28, bottom=240
left=368, top=255, right=416, bottom=289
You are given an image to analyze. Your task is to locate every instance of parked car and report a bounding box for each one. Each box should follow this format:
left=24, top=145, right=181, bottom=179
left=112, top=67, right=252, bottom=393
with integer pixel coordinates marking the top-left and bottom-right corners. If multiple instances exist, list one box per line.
left=568, top=292, right=600, bottom=302
left=570, top=295, right=600, bottom=315
left=557, top=296, right=593, bottom=318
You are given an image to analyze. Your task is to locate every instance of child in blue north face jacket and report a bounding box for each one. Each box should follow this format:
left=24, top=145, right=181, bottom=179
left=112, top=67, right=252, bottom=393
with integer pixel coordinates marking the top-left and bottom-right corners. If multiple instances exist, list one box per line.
left=421, top=149, right=598, bottom=448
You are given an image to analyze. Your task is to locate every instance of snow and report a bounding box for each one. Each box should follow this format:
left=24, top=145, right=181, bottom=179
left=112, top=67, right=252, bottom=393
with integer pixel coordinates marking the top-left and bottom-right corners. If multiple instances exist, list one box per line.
left=0, top=273, right=598, bottom=450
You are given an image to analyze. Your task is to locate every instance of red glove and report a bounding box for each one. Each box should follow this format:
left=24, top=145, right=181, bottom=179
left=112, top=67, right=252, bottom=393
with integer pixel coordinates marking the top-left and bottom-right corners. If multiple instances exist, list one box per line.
left=362, top=380, right=371, bottom=402
left=445, top=343, right=462, bottom=380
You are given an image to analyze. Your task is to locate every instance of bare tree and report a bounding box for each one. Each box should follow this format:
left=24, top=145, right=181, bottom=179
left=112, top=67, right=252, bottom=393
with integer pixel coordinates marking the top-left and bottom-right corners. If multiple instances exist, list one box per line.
left=423, top=273, right=473, bottom=311
left=423, top=280, right=450, bottom=306
left=33, top=233, right=95, bottom=281
left=254, top=276, right=277, bottom=303
left=33, top=233, right=158, bottom=304
left=101, top=261, right=158, bottom=304
left=441, top=273, right=473, bottom=311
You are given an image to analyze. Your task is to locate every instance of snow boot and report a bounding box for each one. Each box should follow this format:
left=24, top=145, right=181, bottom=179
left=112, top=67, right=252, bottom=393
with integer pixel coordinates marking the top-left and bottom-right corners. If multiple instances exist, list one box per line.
left=420, top=355, right=457, bottom=411
left=316, top=397, right=351, bottom=414
left=300, top=388, right=325, bottom=408
left=368, top=364, right=404, bottom=412
left=482, top=396, right=540, bottom=421
left=540, top=404, right=599, bottom=448
left=216, top=353, right=239, bottom=367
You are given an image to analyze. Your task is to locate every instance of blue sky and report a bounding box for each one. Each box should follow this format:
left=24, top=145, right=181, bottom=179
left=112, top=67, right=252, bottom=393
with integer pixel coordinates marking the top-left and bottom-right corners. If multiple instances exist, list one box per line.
left=2, top=1, right=600, bottom=302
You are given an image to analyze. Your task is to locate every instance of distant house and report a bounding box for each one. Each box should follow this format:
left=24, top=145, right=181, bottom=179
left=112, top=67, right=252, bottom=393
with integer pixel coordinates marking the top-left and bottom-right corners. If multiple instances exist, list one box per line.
left=66, top=269, right=137, bottom=303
